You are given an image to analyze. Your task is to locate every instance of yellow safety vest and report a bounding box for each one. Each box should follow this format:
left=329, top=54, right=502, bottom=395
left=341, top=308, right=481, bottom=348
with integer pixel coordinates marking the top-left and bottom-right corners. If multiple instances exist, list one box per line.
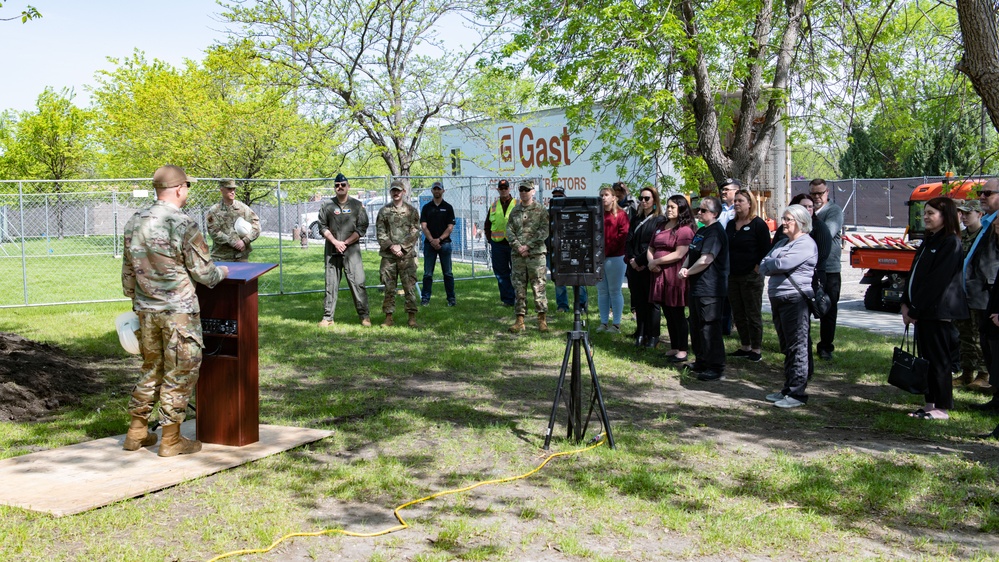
left=489, top=198, right=516, bottom=242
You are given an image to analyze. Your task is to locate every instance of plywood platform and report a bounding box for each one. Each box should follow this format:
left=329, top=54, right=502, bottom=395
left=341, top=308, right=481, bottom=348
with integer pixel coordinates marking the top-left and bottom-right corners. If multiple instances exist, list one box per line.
left=0, top=421, right=333, bottom=516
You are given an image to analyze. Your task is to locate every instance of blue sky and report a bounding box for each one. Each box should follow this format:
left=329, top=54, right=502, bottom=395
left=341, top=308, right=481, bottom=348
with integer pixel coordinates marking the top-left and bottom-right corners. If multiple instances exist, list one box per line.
left=2, top=0, right=230, bottom=112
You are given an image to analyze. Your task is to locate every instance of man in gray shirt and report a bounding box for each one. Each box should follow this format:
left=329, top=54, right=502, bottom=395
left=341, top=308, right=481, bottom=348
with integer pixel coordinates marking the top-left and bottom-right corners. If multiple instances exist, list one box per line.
left=317, top=173, right=371, bottom=327
left=811, top=179, right=843, bottom=361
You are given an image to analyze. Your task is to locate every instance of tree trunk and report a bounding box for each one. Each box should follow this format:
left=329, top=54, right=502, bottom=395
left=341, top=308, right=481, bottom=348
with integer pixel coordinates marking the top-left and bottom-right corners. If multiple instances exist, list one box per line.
left=956, top=1, right=999, bottom=134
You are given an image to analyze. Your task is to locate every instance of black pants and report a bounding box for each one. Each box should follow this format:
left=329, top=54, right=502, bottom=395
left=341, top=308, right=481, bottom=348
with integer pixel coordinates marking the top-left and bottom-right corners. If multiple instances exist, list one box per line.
left=662, top=306, right=688, bottom=352
left=817, top=272, right=841, bottom=354
left=771, top=293, right=811, bottom=402
left=689, top=295, right=724, bottom=372
left=915, top=319, right=958, bottom=410
left=629, top=269, right=661, bottom=339
left=977, top=309, right=994, bottom=381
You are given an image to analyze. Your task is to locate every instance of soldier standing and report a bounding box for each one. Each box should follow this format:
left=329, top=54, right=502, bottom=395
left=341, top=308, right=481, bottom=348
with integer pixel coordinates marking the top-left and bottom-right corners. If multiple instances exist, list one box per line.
left=318, top=173, right=371, bottom=327
left=206, top=179, right=261, bottom=262
left=121, top=165, right=228, bottom=457
left=507, top=180, right=550, bottom=333
left=377, top=180, right=421, bottom=327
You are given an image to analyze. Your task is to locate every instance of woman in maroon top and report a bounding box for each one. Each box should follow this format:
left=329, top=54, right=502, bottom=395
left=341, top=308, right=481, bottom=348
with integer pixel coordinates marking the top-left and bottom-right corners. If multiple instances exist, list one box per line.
left=648, top=195, right=696, bottom=361
left=597, top=186, right=631, bottom=333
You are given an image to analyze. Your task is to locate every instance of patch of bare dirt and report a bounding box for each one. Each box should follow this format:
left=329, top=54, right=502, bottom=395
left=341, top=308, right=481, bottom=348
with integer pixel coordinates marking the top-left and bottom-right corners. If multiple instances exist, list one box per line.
left=0, top=332, right=104, bottom=421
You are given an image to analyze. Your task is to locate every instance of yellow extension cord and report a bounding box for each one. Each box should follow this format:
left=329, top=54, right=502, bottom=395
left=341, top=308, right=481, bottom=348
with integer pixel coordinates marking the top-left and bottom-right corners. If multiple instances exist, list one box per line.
left=207, top=437, right=606, bottom=561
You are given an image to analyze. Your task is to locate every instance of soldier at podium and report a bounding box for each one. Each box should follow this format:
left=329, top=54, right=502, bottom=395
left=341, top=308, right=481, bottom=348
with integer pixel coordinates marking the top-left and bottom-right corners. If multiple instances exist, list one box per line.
left=206, top=179, right=261, bottom=262
left=121, top=165, right=229, bottom=457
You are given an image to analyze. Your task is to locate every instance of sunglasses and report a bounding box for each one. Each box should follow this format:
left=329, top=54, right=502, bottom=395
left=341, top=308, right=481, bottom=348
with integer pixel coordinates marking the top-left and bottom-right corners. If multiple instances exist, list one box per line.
left=518, top=187, right=533, bottom=192
left=334, top=182, right=347, bottom=188
left=981, top=190, right=997, bottom=197
left=696, top=208, right=711, bottom=213
left=809, top=191, right=826, bottom=196
left=639, top=196, right=653, bottom=202
left=498, top=186, right=509, bottom=190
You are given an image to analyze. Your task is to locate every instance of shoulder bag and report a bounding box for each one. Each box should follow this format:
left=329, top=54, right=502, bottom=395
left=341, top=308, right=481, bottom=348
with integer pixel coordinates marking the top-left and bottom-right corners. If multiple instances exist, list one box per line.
left=888, top=325, right=929, bottom=394
left=784, top=273, right=832, bottom=319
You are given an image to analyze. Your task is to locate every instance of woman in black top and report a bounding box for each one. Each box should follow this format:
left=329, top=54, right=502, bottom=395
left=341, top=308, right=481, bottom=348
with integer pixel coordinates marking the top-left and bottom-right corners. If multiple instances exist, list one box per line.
left=625, top=187, right=664, bottom=347
left=726, top=190, right=772, bottom=361
left=901, top=197, right=967, bottom=420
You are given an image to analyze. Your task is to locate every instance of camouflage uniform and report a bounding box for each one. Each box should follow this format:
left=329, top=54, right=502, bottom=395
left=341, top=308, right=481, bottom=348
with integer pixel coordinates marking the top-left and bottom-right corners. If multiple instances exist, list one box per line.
left=958, top=224, right=985, bottom=371
left=122, top=200, right=225, bottom=427
left=507, top=201, right=549, bottom=315
left=206, top=199, right=261, bottom=262
left=376, top=201, right=421, bottom=314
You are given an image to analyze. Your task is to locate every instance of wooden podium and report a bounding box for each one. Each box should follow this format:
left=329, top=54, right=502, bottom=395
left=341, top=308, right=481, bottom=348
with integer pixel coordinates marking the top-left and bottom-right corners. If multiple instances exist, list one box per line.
left=195, top=262, right=277, bottom=446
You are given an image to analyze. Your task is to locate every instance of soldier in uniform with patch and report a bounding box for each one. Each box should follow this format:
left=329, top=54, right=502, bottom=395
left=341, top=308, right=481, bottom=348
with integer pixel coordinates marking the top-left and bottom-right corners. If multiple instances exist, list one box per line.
left=507, top=180, right=550, bottom=333
left=376, top=180, right=421, bottom=327
left=318, top=173, right=371, bottom=327
left=121, top=165, right=228, bottom=457
left=206, top=179, right=261, bottom=262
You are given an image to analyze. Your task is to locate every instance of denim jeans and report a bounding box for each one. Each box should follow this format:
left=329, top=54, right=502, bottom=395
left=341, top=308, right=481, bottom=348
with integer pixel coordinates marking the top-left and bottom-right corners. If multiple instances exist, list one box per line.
left=421, top=240, right=455, bottom=302
left=597, top=255, right=626, bottom=325
left=490, top=240, right=515, bottom=305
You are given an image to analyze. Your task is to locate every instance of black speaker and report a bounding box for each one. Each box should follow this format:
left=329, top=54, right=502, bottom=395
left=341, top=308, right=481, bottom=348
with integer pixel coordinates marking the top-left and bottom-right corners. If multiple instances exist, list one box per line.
left=550, top=197, right=604, bottom=286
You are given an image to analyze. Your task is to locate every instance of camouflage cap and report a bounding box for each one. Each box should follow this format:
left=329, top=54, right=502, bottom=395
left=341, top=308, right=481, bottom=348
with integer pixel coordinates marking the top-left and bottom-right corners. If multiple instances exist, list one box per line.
left=152, top=165, right=194, bottom=189
left=219, top=179, right=238, bottom=189
left=958, top=199, right=982, bottom=213
left=518, top=179, right=536, bottom=191
left=390, top=180, right=405, bottom=191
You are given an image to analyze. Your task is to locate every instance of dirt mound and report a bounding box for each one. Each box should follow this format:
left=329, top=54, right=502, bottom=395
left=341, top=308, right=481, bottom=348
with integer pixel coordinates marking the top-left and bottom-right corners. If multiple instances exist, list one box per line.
left=0, top=332, right=103, bottom=422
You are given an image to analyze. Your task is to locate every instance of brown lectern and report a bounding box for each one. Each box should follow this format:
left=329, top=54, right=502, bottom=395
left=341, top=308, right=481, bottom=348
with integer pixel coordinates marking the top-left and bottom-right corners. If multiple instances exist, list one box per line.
left=195, top=262, right=277, bottom=446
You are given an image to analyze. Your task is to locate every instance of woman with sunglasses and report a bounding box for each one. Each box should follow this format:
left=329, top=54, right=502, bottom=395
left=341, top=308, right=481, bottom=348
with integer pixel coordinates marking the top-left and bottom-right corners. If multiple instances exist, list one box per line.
left=625, top=187, right=663, bottom=347
left=759, top=205, right=818, bottom=408
left=678, top=196, right=729, bottom=379
left=725, top=190, right=771, bottom=362
left=648, top=195, right=696, bottom=361
left=596, top=185, right=631, bottom=333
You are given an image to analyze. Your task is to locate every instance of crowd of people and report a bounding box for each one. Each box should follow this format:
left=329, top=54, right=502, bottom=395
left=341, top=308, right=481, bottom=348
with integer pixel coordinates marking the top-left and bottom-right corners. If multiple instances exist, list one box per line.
left=119, top=166, right=999, bottom=458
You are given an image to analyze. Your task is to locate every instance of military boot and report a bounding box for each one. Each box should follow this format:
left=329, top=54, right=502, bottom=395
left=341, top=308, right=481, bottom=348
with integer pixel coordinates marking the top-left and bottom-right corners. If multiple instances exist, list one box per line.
left=966, top=372, right=993, bottom=394
left=158, top=423, right=201, bottom=457
left=538, top=312, right=549, bottom=332
left=953, top=369, right=974, bottom=387
left=509, top=314, right=525, bottom=333
left=123, top=415, right=157, bottom=451
left=408, top=312, right=417, bottom=328
left=382, top=313, right=394, bottom=327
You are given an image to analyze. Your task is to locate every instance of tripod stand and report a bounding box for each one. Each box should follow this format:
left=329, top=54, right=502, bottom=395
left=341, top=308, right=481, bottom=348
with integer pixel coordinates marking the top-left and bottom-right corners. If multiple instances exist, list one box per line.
left=544, top=287, right=615, bottom=450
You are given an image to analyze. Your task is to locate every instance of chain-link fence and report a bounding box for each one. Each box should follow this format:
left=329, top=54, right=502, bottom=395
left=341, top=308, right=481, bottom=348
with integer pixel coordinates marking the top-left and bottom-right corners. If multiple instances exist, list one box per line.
left=789, top=176, right=998, bottom=229
left=0, top=175, right=542, bottom=307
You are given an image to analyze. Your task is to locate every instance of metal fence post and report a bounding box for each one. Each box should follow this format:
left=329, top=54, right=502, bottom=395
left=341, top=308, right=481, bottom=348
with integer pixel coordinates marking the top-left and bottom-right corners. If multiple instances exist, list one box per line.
left=18, top=182, right=28, bottom=305
left=44, top=194, right=51, bottom=253
left=276, top=180, right=284, bottom=295
left=113, top=191, right=119, bottom=257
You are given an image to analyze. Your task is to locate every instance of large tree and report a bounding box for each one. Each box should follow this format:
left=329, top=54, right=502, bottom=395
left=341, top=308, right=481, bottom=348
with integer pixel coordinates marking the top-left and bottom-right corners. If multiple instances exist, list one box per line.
left=221, top=0, right=512, bottom=178
left=507, top=0, right=805, bottom=190
left=957, top=1, right=999, bottom=135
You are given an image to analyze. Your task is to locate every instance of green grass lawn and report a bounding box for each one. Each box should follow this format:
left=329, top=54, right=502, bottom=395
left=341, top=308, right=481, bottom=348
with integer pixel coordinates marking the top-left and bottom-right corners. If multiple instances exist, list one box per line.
left=0, top=237, right=490, bottom=307
left=1, top=281, right=998, bottom=561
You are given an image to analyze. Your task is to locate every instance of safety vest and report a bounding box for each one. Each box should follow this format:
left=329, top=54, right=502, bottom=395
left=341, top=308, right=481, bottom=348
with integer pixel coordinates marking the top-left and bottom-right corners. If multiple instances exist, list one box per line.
left=489, top=198, right=516, bottom=242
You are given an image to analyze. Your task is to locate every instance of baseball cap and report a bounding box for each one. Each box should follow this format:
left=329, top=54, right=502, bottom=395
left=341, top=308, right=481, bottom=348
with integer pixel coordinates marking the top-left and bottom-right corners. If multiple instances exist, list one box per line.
left=431, top=181, right=443, bottom=189
left=390, top=180, right=405, bottom=191
left=551, top=187, right=566, bottom=196
left=497, top=179, right=510, bottom=189
left=152, top=165, right=194, bottom=189
left=219, top=179, right=237, bottom=190
left=958, top=199, right=982, bottom=212
left=518, top=180, right=536, bottom=192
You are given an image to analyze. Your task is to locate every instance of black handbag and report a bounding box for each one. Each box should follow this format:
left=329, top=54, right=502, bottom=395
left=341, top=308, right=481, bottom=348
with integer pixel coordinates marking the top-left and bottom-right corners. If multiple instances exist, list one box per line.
left=888, top=326, right=929, bottom=394
left=785, top=274, right=831, bottom=319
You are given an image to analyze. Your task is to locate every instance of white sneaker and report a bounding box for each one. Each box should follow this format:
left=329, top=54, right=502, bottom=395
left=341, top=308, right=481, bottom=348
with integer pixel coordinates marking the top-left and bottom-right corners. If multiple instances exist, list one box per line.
left=765, top=392, right=784, bottom=403
left=774, top=396, right=805, bottom=408
left=596, top=324, right=608, bottom=333
left=606, top=324, right=621, bottom=334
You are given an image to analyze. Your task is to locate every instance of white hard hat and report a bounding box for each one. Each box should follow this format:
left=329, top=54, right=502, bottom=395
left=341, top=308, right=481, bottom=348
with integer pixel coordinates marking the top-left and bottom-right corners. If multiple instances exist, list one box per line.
left=234, top=217, right=252, bottom=238
left=115, top=312, right=141, bottom=355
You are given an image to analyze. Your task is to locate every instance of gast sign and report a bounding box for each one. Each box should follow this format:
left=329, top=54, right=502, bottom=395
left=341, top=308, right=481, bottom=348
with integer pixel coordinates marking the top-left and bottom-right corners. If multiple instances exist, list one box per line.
left=442, top=107, right=676, bottom=196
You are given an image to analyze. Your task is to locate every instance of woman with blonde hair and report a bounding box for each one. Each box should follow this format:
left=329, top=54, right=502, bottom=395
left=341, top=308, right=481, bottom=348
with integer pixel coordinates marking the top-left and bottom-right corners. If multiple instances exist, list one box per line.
left=726, top=189, right=771, bottom=362
left=597, top=185, right=631, bottom=333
